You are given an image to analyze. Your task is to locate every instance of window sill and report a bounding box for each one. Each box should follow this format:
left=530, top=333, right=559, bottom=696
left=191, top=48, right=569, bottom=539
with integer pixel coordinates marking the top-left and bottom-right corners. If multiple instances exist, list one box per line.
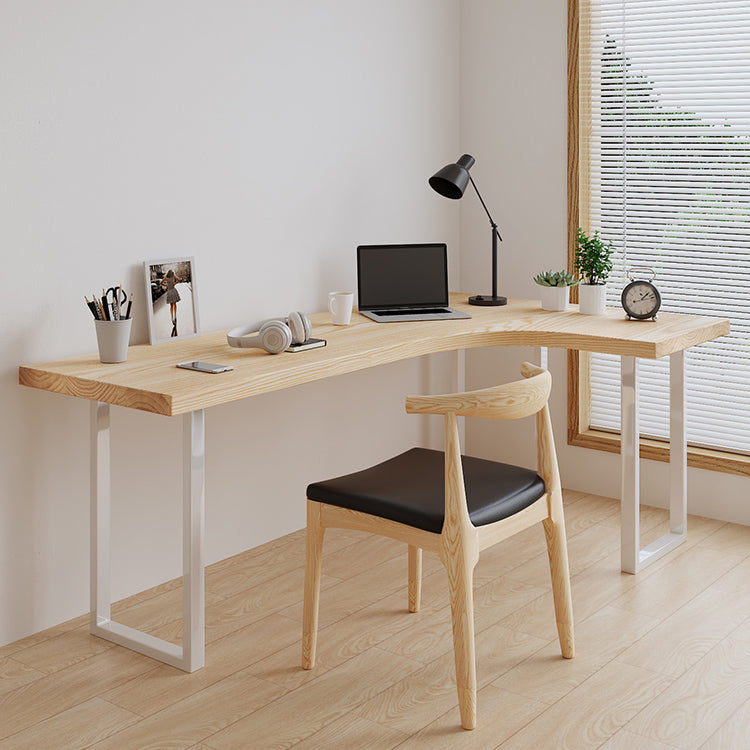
left=569, top=427, right=750, bottom=478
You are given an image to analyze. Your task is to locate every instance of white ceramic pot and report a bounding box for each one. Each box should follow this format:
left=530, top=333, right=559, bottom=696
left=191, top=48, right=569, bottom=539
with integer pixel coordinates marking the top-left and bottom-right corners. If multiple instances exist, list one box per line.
left=538, top=285, right=569, bottom=312
left=94, top=318, right=133, bottom=363
left=578, top=283, right=607, bottom=315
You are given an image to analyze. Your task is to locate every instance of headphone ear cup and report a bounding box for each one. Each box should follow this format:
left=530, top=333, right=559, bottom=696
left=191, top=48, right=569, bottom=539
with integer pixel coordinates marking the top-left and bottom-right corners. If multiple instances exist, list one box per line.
left=286, top=311, right=309, bottom=344
left=299, top=312, right=312, bottom=341
left=259, top=320, right=292, bottom=354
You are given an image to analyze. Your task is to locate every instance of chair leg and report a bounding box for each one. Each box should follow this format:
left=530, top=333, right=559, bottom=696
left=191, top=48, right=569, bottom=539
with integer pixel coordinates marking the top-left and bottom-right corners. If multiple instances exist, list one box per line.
left=302, top=500, right=325, bottom=670
left=408, top=545, right=422, bottom=613
left=444, top=551, right=478, bottom=730
left=543, top=490, right=575, bottom=659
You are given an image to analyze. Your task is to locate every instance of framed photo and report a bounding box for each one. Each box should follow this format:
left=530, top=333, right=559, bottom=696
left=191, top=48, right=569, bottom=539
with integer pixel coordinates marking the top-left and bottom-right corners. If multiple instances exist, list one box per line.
left=143, top=257, right=200, bottom=344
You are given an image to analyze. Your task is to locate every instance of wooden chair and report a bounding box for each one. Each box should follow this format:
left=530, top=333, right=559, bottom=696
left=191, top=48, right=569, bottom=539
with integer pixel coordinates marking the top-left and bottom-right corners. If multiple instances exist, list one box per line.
left=301, top=362, right=574, bottom=730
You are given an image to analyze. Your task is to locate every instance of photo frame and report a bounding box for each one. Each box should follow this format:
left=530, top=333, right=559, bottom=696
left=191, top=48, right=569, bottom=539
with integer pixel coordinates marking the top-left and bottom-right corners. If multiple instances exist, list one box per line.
left=143, top=257, right=200, bottom=344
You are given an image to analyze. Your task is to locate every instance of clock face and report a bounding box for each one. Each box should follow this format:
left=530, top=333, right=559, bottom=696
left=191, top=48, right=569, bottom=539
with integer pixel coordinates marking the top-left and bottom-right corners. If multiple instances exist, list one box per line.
left=622, top=280, right=661, bottom=319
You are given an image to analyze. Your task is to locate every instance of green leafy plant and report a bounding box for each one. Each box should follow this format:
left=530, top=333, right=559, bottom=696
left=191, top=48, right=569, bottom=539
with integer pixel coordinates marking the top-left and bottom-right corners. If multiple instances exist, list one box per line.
left=574, top=228, right=614, bottom=285
left=533, top=269, right=580, bottom=287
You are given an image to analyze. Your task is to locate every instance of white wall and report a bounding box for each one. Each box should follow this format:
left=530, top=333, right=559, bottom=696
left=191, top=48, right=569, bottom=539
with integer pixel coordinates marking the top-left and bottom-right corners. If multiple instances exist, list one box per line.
left=0, top=0, right=460, bottom=647
left=459, top=0, right=750, bottom=524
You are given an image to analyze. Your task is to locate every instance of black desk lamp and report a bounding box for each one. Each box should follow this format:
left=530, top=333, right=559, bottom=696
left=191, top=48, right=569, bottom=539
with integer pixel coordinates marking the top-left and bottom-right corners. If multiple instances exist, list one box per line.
left=429, top=154, right=506, bottom=306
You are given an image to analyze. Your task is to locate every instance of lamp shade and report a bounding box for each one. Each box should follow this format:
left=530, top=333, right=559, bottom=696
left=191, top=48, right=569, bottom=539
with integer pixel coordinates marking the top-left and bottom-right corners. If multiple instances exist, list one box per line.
left=428, top=154, right=476, bottom=199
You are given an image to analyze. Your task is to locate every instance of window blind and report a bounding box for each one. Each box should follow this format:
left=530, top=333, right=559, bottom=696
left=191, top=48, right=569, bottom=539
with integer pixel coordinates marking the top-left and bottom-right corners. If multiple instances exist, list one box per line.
left=581, top=0, right=750, bottom=455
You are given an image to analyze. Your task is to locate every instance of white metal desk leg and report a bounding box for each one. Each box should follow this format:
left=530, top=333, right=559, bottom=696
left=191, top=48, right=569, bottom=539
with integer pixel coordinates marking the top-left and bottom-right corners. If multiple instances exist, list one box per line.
left=91, top=402, right=111, bottom=628
left=537, top=346, right=548, bottom=370
left=90, top=402, right=206, bottom=671
left=182, top=408, right=205, bottom=671
left=620, top=354, right=688, bottom=574
left=636, top=351, right=688, bottom=565
left=620, top=357, right=640, bottom=574
left=535, top=348, right=549, bottom=448
left=455, top=349, right=466, bottom=445
left=669, top=351, right=687, bottom=537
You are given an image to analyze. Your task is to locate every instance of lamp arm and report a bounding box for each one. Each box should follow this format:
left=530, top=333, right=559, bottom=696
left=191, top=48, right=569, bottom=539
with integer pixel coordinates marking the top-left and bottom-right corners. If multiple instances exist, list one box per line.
left=469, top=175, right=503, bottom=241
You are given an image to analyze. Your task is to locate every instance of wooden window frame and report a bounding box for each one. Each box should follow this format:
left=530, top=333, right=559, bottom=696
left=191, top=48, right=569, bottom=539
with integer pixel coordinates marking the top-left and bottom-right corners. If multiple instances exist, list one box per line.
left=566, top=0, right=750, bottom=478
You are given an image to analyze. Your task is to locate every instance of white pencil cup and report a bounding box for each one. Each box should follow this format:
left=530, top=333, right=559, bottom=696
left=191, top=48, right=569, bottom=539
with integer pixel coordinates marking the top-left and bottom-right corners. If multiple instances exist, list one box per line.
left=328, top=291, right=354, bottom=325
left=94, top=319, right=132, bottom=363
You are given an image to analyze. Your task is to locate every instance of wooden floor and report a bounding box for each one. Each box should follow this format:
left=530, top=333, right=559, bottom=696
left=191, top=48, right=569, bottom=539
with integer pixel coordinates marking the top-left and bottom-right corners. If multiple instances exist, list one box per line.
left=2, top=490, right=750, bottom=749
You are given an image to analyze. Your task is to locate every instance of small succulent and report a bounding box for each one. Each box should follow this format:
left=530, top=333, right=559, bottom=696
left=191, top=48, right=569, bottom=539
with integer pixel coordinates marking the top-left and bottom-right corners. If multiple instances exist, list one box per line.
left=533, top=269, right=580, bottom=287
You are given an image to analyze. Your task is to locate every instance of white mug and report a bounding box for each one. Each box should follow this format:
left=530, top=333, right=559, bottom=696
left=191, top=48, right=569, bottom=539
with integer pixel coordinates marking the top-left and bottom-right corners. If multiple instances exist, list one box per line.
left=328, top=291, right=354, bottom=325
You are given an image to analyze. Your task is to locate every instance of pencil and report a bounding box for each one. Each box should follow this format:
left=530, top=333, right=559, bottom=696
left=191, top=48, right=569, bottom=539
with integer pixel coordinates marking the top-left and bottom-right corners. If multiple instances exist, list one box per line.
left=125, top=293, right=133, bottom=319
left=85, top=296, right=100, bottom=320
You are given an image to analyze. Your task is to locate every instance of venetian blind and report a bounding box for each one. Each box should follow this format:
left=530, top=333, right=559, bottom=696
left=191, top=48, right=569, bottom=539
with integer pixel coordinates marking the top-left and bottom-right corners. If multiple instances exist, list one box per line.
left=581, top=0, right=750, bottom=455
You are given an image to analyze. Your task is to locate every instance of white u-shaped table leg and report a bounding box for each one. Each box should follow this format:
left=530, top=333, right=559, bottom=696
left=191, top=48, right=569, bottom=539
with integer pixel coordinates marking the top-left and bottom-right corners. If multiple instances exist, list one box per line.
left=620, top=351, right=687, bottom=574
left=535, top=346, right=687, bottom=575
left=90, top=402, right=205, bottom=671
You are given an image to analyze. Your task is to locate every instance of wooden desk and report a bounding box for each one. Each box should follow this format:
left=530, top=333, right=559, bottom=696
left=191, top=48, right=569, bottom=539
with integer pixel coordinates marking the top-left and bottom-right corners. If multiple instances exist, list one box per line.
left=19, top=295, right=730, bottom=671
left=20, top=296, right=727, bottom=415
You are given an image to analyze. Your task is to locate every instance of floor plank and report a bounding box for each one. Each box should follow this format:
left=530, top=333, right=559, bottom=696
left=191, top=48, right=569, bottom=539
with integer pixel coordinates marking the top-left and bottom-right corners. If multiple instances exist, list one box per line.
left=699, top=698, right=750, bottom=750
left=0, top=658, right=44, bottom=701
left=497, top=661, right=673, bottom=749
left=204, top=647, right=423, bottom=749
left=290, top=714, right=408, bottom=750
left=10, top=628, right=115, bottom=675
left=0, top=697, right=138, bottom=750
left=0, top=648, right=156, bottom=741
left=623, top=635, right=750, bottom=749
left=354, top=623, right=546, bottom=734
left=88, top=670, right=285, bottom=750
left=394, top=685, right=547, bottom=750
left=103, top=613, right=300, bottom=718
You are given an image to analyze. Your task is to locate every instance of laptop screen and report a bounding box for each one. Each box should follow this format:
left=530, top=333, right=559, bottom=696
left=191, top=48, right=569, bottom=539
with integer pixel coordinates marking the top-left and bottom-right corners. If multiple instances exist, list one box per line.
left=357, top=243, right=449, bottom=310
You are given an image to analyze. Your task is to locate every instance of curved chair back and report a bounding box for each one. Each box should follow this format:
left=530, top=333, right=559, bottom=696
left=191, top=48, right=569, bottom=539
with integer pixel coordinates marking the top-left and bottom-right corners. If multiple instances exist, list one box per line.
left=405, top=362, right=550, bottom=421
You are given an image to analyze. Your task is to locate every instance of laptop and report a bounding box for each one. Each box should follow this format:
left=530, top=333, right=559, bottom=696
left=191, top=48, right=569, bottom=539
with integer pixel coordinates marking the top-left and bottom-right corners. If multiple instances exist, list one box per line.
left=357, top=243, right=471, bottom=323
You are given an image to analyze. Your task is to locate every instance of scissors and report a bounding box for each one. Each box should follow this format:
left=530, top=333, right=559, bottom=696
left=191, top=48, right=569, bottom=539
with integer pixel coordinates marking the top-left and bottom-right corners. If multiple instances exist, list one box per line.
left=103, top=286, right=128, bottom=320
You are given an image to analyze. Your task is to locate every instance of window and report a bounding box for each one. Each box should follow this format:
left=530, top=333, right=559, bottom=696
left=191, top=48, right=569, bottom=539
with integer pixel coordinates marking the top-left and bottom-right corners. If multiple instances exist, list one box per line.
left=569, top=0, right=750, bottom=475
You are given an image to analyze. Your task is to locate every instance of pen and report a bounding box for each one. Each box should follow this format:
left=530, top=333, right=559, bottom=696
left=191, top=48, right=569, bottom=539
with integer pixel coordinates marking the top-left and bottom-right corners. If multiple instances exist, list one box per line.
left=125, top=293, right=133, bottom=320
left=100, top=290, right=110, bottom=321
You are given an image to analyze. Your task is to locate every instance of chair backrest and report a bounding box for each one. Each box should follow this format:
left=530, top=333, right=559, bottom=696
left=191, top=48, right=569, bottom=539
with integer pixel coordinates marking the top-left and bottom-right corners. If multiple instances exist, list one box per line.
left=405, top=362, right=551, bottom=421
left=405, top=363, right=561, bottom=532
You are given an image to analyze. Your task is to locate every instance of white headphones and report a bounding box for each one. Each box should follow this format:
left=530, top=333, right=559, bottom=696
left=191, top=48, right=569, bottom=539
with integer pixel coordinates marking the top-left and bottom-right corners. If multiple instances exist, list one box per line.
left=227, top=311, right=312, bottom=354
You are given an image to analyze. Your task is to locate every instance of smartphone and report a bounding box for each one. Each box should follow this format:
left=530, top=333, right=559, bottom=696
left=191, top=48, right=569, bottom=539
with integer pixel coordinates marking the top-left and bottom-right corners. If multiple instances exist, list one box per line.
left=176, top=361, right=234, bottom=374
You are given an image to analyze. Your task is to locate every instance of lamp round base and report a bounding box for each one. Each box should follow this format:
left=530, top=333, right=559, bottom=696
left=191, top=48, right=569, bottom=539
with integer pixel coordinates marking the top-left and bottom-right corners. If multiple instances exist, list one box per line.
left=468, top=295, right=507, bottom=306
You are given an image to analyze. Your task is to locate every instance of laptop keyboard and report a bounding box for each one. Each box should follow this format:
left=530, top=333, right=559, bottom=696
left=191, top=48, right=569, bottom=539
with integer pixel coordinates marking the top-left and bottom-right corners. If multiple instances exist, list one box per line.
left=375, top=308, right=451, bottom=316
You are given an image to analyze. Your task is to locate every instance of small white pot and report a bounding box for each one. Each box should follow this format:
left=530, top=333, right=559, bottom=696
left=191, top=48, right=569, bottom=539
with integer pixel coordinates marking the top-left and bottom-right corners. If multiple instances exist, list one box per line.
left=578, top=283, right=607, bottom=315
left=538, top=285, right=570, bottom=312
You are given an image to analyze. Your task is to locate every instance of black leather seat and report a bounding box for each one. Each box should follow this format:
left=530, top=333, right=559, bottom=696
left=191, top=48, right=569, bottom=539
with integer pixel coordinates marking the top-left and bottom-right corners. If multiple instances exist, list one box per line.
left=307, top=447, right=546, bottom=535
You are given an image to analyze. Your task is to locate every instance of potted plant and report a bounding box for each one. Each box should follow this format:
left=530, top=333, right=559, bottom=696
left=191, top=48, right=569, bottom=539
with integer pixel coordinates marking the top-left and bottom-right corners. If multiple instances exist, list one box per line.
left=533, top=270, right=579, bottom=311
left=574, top=228, right=614, bottom=315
